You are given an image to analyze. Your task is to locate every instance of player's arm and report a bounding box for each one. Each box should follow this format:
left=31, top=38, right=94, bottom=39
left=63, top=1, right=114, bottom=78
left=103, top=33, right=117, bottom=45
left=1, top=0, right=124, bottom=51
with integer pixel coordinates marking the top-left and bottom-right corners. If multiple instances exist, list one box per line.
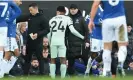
left=67, top=17, right=84, bottom=39
left=95, top=5, right=103, bottom=26
left=69, top=25, right=84, bottom=39
left=8, top=1, right=21, bottom=22
left=90, top=0, right=101, bottom=22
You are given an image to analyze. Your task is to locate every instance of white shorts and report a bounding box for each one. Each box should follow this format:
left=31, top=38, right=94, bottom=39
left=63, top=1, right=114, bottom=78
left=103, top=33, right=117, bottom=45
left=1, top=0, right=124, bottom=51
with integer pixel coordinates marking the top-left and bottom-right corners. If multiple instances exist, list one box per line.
left=90, top=38, right=103, bottom=52
left=102, top=16, right=128, bottom=43
left=4, top=37, right=18, bottom=51
left=50, top=45, right=66, bottom=58
left=0, top=27, right=7, bottom=46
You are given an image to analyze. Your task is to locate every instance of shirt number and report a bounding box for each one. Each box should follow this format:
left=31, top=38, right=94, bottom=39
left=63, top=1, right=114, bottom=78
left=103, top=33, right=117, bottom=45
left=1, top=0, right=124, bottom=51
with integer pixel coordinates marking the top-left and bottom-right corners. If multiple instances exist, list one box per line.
left=50, top=21, right=65, bottom=32
left=0, top=2, right=8, bottom=17
left=109, top=0, right=120, bottom=6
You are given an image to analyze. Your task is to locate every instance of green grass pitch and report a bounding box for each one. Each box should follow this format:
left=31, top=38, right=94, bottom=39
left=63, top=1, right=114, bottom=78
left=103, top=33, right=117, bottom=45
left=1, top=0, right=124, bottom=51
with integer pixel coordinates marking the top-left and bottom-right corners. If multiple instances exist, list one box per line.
left=0, top=76, right=132, bottom=80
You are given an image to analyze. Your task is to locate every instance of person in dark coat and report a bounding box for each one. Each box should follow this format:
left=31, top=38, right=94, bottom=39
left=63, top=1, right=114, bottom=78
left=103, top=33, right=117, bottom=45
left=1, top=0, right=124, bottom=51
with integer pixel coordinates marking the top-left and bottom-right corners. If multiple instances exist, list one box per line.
left=29, top=57, right=40, bottom=75
left=17, top=3, right=50, bottom=75
left=126, top=23, right=133, bottom=68
left=66, top=4, right=90, bottom=75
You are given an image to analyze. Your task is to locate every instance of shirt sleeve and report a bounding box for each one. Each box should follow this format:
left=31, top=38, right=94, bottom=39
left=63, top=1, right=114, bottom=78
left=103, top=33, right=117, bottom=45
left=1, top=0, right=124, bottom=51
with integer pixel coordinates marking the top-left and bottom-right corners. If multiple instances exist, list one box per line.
left=8, top=1, right=21, bottom=23
left=67, top=17, right=84, bottom=39
left=67, top=17, right=73, bottom=27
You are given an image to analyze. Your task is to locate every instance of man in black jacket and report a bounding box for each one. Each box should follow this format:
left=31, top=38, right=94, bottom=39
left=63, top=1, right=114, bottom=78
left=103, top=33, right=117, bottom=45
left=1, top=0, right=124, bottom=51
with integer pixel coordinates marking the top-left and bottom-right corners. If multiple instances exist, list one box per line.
left=17, top=3, right=50, bottom=75
left=29, top=57, right=40, bottom=75
left=66, top=4, right=90, bottom=75
left=125, top=23, right=133, bottom=69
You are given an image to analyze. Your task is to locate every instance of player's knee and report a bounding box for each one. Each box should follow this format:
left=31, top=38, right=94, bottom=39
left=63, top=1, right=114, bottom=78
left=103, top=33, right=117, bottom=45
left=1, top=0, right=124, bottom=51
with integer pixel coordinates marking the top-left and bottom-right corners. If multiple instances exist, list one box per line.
left=4, top=51, right=12, bottom=60
left=104, top=42, right=112, bottom=50
left=0, top=47, right=4, bottom=51
left=51, top=58, right=56, bottom=64
left=60, top=57, right=66, bottom=64
left=118, top=42, right=128, bottom=47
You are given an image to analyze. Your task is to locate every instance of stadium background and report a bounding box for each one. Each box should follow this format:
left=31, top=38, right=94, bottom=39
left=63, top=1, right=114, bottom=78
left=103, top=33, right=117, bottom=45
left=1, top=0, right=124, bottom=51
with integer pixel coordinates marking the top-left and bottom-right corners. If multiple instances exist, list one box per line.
left=12, top=1, right=132, bottom=79
left=19, top=0, right=133, bottom=75
left=20, top=1, right=133, bottom=23
left=0, top=1, right=133, bottom=80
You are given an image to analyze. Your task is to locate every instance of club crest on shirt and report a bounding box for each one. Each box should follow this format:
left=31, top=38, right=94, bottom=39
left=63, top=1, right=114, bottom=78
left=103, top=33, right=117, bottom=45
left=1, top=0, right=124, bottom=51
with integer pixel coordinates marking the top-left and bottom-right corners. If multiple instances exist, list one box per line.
left=75, top=19, right=79, bottom=23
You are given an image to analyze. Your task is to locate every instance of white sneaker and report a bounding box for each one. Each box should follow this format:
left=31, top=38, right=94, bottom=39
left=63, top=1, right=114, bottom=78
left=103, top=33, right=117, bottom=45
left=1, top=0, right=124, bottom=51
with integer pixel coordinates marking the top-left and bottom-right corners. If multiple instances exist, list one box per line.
left=0, top=69, right=4, bottom=78
left=0, top=75, right=4, bottom=78
left=100, top=71, right=112, bottom=77
left=118, top=67, right=126, bottom=77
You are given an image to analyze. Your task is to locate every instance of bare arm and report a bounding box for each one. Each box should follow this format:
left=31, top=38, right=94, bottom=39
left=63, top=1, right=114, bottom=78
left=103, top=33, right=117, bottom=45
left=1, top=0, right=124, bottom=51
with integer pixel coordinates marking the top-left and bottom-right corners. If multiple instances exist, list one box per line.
left=90, top=0, right=101, bottom=21
left=67, top=16, right=84, bottom=39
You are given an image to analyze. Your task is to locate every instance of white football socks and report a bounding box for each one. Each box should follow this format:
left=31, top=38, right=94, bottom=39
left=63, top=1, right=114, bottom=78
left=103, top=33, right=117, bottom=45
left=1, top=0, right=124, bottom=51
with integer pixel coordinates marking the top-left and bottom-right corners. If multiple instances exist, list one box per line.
left=60, top=64, right=67, bottom=78
left=117, top=46, right=127, bottom=68
left=50, top=64, right=56, bottom=79
left=102, top=49, right=112, bottom=76
left=0, top=59, right=8, bottom=78
left=5, top=56, right=17, bottom=74
left=85, top=57, right=92, bottom=74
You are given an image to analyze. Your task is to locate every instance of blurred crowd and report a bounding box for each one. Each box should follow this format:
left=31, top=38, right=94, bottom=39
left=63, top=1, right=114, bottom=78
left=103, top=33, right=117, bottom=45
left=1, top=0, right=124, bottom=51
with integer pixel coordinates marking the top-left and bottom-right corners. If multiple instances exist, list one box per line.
left=8, top=3, right=133, bottom=77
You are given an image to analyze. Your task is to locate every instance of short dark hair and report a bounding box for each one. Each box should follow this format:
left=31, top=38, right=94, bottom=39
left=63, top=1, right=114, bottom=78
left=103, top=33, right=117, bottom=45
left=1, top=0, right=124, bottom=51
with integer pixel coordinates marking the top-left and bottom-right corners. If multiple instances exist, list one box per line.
left=29, top=3, right=38, bottom=8
left=57, top=6, right=66, bottom=13
left=127, top=23, right=132, bottom=27
left=70, top=4, right=78, bottom=9
left=31, top=57, right=38, bottom=62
